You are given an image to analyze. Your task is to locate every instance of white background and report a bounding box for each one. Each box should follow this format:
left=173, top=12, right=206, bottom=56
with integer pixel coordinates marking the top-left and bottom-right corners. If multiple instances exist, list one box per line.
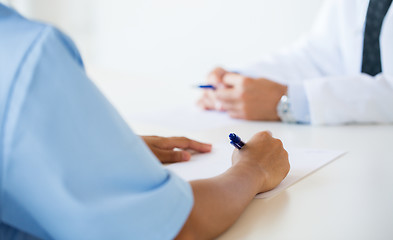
left=4, top=0, right=325, bottom=112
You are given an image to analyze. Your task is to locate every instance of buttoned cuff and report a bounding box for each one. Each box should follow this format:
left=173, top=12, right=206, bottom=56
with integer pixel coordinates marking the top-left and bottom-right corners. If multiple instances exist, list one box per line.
left=288, top=83, right=311, bottom=124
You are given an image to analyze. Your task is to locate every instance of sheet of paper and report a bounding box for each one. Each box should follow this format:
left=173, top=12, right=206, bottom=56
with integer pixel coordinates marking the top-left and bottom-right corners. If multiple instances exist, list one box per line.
left=165, top=143, right=346, bottom=199
left=128, top=106, right=245, bottom=131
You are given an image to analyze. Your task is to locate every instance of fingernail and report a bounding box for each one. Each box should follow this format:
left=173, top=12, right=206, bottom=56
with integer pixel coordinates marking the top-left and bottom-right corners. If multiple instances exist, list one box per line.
left=205, top=144, right=213, bottom=151
left=182, top=151, right=191, bottom=161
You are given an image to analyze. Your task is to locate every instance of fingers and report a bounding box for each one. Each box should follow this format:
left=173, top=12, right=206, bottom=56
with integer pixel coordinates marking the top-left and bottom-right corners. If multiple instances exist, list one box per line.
left=214, top=83, right=243, bottom=113
left=155, top=137, right=212, bottom=163
left=154, top=149, right=191, bottom=163
left=253, top=131, right=274, bottom=141
left=246, top=131, right=276, bottom=149
left=200, top=68, right=246, bottom=113
left=213, top=73, right=249, bottom=116
left=208, top=68, right=243, bottom=87
left=143, top=136, right=212, bottom=164
left=163, top=137, right=212, bottom=153
left=222, top=73, right=247, bottom=87
left=215, top=87, right=239, bottom=102
left=198, top=87, right=227, bottom=111
left=208, top=67, right=228, bottom=85
left=197, top=93, right=216, bottom=110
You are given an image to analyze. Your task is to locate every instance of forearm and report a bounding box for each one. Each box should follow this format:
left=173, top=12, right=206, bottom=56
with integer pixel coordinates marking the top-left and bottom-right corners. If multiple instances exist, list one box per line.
left=176, top=163, right=261, bottom=240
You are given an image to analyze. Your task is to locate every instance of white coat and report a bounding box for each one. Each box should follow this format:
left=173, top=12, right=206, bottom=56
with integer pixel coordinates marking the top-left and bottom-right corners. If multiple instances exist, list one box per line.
left=240, top=0, right=393, bottom=125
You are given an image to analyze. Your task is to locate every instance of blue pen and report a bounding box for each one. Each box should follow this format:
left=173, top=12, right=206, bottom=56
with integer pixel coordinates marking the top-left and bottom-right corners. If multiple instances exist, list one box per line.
left=198, top=84, right=216, bottom=90
left=198, top=71, right=241, bottom=91
left=229, top=133, right=245, bottom=150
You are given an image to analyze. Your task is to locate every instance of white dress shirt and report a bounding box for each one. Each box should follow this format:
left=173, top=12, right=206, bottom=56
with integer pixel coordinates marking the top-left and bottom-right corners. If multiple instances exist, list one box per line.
left=240, top=0, right=393, bottom=125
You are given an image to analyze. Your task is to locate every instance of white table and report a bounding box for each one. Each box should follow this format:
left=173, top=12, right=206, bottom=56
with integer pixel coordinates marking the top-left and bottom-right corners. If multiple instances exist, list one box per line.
left=90, top=69, right=393, bottom=240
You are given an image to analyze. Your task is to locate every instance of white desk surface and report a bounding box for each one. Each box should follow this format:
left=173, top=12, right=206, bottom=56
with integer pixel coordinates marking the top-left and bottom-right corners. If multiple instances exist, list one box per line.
left=90, top=69, right=393, bottom=240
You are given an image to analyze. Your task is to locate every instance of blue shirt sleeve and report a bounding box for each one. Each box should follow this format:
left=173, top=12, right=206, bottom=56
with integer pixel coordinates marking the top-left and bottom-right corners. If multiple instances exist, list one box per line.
left=0, top=223, right=40, bottom=240
left=0, top=26, right=193, bottom=240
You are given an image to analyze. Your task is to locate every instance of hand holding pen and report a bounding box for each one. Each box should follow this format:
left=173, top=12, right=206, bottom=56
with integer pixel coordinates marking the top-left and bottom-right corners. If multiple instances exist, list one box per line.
left=197, top=67, right=240, bottom=111
left=197, top=66, right=287, bottom=121
left=229, top=131, right=290, bottom=193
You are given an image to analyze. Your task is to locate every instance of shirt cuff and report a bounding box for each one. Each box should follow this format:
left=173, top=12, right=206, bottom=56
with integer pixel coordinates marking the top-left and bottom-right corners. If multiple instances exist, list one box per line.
left=288, top=83, right=311, bottom=124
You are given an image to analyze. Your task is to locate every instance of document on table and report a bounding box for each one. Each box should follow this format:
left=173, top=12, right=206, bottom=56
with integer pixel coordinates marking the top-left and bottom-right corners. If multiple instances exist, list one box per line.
left=165, top=143, right=346, bottom=199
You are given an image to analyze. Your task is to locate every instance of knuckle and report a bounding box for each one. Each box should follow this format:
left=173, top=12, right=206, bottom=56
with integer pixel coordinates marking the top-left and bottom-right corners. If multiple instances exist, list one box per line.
left=208, top=68, right=224, bottom=82
left=213, top=67, right=222, bottom=72
left=253, top=131, right=268, bottom=140
left=149, top=135, right=161, bottom=143
left=276, top=139, right=284, bottom=147
left=158, top=138, right=169, bottom=147
left=284, top=149, right=289, bottom=158
left=255, top=132, right=264, bottom=138
left=179, top=137, right=191, bottom=146
left=215, top=67, right=224, bottom=74
left=259, top=131, right=270, bottom=137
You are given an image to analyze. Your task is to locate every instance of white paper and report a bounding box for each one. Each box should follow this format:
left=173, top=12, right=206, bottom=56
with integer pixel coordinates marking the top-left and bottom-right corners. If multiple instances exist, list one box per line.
left=165, top=143, right=346, bottom=199
left=128, top=106, right=245, bottom=131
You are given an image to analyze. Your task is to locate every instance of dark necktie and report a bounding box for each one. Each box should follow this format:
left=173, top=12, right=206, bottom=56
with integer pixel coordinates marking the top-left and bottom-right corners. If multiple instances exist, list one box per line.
left=361, top=0, right=392, bottom=76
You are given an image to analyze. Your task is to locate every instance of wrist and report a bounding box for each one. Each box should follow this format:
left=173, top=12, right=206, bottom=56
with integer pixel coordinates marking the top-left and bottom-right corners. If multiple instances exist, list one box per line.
left=229, top=159, right=266, bottom=195
left=276, top=93, right=297, bottom=123
left=286, top=83, right=311, bottom=124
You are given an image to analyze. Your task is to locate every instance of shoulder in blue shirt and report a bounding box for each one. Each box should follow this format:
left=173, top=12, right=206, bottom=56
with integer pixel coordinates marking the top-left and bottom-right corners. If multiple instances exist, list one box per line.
left=0, top=4, right=193, bottom=240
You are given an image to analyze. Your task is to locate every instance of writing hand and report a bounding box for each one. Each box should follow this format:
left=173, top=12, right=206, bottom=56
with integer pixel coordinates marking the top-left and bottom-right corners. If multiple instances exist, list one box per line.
left=232, top=131, right=290, bottom=193
left=175, top=131, right=289, bottom=239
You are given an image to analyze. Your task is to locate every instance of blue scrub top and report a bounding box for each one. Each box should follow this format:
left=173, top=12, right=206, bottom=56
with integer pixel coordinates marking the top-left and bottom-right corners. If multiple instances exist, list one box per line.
left=0, top=4, right=193, bottom=240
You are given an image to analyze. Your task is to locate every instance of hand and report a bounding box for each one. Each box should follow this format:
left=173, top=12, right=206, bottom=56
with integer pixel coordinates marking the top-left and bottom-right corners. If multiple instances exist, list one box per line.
left=197, top=67, right=287, bottom=121
left=216, top=73, right=287, bottom=120
left=176, top=131, right=289, bottom=240
left=141, top=136, right=212, bottom=163
left=197, top=67, right=229, bottom=111
left=232, top=131, right=290, bottom=193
